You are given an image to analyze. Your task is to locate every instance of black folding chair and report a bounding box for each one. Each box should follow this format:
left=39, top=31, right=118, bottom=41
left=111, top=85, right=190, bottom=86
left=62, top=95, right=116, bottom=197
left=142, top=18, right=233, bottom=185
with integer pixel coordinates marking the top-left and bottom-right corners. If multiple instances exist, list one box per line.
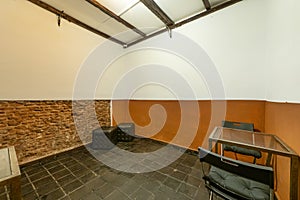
left=222, top=120, right=262, bottom=163
left=199, top=147, right=274, bottom=200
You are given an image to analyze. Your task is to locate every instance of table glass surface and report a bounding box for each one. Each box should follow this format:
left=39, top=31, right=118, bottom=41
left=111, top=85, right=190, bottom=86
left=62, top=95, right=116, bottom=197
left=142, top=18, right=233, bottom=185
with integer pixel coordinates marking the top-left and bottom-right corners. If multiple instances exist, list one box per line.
left=209, top=127, right=296, bottom=155
left=0, top=148, right=11, bottom=179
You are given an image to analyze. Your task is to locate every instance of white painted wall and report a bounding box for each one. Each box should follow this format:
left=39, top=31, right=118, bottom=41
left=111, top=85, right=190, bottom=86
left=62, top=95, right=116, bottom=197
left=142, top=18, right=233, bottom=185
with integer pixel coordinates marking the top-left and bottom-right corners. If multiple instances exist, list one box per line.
left=1, top=0, right=300, bottom=102
left=177, top=0, right=269, bottom=100
left=265, top=0, right=300, bottom=103
left=98, top=0, right=269, bottom=100
left=0, top=0, right=104, bottom=100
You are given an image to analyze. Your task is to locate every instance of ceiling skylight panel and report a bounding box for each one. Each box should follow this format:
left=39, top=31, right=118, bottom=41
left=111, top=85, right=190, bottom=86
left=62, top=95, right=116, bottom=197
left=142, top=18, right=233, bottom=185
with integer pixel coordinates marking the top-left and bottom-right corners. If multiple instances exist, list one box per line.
left=210, top=0, right=230, bottom=7
left=99, top=18, right=142, bottom=43
left=154, top=0, right=206, bottom=22
left=95, top=0, right=139, bottom=15
left=121, top=2, right=165, bottom=34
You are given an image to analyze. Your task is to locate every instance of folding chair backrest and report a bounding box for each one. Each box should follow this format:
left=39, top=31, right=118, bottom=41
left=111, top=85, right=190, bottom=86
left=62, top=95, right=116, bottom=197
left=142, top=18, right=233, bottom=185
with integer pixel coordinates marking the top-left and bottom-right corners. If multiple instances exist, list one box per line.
left=199, top=147, right=274, bottom=189
left=222, top=120, right=254, bottom=131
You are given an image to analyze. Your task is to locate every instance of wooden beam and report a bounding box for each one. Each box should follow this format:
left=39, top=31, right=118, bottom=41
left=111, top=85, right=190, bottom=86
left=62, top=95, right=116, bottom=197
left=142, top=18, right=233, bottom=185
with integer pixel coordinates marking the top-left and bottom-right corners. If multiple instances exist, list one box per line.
left=85, top=0, right=146, bottom=37
left=140, top=0, right=174, bottom=26
left=126, top=0, right=242, bottom=48
left=202, top=0, right=211, bottom=10
left=172, top=0, right=242, bottom=28
left=126, top=28, right=168, bottom=47
left=27, top=0, right=126, bottom=46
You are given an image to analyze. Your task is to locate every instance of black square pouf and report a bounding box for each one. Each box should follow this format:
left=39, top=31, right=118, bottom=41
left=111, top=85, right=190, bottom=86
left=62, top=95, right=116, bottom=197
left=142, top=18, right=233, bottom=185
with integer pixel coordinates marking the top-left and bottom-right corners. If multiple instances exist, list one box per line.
left=116, top=123, right=135, bottom=142
left=91, top=126, right=118, bottom=149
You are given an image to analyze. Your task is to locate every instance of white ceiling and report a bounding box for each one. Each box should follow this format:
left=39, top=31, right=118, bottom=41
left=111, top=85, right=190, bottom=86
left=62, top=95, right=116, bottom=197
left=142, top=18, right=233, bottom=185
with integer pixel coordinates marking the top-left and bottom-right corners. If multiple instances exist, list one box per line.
left=96, top=0, right=139, bottom=15
left=154, top=0, right=206, bottom=22
left=121, top=2, right=166, bottom=34
left=35, top=0, right=239, bottom=45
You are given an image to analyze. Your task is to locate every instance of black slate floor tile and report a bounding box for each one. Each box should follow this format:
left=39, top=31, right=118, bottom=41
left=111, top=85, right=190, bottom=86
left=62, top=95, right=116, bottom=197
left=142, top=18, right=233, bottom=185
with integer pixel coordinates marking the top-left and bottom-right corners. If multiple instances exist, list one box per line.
left=36, top=181, right=59, bottom=196
left=118, top=179, right=139, bottom=196
left=68, top=185, right=92, bottom=200
left=169, top=170, right=187, bottom=181
left=183, top=175, right=202, bottom=188
left=22, top=191, right=38, bottom=200
left=130, top=187, right=154, bottom=200
left=178, top=182, right=198, bottom=198
left=72, top=168, right=90, bottom=178
left=78, top=172, right=97, bottom=183
left=41, top=188, right=65, bottom=200
left=47, top=164, right=65, bottom=174
left=43, top=161, right=60, bottom=170
left=104, top=189, right=130, bottom=200
left=163, top=177, right=181, bottom=191
left=33, top=176, right=55, bottom=188
left=57, top=174, right=77, bottom=186
left=150, top=172, right=168, bottom=183
left=17, top=138, right=212, bottom=200
left=25, top=166, right=46, bottom=176
left=84, top=192, right=102, bottom=200
left=141, top=179, right=161, bottom=193
left=52, top=168, right=70, bottom=180
left=29, top=170, right=50, bottom=182
left=94, top=183, right=115, bottom=199
left=84, top=177, right=106, bottom=191
left=62, top=180, right=83, bottom=194
left=21, top=183, right=34, bottom=196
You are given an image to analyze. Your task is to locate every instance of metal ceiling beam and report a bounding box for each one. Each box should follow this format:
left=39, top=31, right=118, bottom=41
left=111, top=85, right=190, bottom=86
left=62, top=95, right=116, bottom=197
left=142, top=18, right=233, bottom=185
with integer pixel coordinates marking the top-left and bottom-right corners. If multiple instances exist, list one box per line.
left=127, top=0, right=242, bottom=48
left=173, top=0, right=242, bottom=28
left=140, top=0, right=174, bottom=27
left=85, top=0, right=146, bottom=37
left=27, top=0, right=126, bottom=46
left=202, top=0, right=211, bottom=10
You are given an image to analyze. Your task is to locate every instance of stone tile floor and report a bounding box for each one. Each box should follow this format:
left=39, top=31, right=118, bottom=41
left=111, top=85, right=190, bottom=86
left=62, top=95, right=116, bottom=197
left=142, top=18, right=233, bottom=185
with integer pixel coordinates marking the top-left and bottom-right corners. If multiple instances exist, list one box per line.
left=0, top=138, right=221, bottom=200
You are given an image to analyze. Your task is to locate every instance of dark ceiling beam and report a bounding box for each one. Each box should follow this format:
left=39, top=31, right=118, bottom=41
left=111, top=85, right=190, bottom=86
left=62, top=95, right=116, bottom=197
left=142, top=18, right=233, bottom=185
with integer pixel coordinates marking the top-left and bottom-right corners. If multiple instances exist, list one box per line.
left=85, top=0, right=146, bottom=37
left=140, top=0, right=174, bottom=26
left=127, top=0, right=242, bottom=48
left=126, top=28, right=168, bottom=47
left=202, top=0, right=211, bottom=10
left=173, top=0, right=242, bottom=28
left=27, top=0, right=126, bottom=46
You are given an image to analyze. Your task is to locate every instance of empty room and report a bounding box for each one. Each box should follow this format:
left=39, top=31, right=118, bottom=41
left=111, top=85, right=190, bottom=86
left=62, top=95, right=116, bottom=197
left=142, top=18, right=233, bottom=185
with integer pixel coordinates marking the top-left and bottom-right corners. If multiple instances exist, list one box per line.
left=0, top=0, right=299, bottom=200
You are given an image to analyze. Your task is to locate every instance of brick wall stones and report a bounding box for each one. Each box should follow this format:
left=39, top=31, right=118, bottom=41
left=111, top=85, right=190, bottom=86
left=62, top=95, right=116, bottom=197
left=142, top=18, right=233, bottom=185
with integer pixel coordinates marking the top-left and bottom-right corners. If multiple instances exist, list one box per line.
left=0, top=100, right=110, bottom=164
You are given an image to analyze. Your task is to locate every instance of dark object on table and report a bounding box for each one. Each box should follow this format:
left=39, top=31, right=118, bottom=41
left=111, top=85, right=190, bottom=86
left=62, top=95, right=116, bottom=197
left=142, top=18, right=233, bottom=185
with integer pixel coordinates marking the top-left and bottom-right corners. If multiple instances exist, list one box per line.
left=222, top=120, right=262, bottom=163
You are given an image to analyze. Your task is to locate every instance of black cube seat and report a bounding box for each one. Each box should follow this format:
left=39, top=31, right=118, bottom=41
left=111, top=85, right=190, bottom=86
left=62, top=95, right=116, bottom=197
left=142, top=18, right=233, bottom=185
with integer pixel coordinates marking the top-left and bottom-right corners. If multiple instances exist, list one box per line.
left=116, top=123, right=135, bottom=142
left=91, top=126, right=118, bottom=150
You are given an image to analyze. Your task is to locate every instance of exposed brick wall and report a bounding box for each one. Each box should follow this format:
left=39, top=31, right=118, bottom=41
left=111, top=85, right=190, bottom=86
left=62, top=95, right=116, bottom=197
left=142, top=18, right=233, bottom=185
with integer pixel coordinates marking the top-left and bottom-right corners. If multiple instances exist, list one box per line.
left=0, top=100, right=110, bottom=164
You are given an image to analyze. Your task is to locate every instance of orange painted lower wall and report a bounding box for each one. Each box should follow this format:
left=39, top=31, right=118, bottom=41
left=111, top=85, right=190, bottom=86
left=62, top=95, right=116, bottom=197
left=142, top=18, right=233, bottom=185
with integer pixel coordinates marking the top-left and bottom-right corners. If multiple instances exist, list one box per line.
left=112, top=100, right=265, bottom=150
left=265, top=102, right=300, bottom=200
left=112, top=99, right=300, bottom=199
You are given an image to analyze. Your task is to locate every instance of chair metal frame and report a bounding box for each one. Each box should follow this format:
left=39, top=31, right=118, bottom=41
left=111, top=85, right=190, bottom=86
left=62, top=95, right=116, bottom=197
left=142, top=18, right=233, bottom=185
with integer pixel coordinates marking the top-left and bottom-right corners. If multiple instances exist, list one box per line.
left=199, top=147, right=274, bottom=200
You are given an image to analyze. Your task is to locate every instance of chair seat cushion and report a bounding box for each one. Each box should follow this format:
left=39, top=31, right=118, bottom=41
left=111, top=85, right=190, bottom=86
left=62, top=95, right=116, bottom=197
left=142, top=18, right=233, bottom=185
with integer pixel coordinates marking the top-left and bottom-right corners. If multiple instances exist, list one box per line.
left=207, top=166, right=270, bottom=200
left=224, top=145, right=262, bottom=159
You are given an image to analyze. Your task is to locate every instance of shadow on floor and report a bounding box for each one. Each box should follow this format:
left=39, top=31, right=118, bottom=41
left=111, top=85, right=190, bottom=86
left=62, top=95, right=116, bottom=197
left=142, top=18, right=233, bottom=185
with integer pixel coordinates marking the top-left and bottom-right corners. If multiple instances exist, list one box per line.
left=1, top=138, right=215, bottom=200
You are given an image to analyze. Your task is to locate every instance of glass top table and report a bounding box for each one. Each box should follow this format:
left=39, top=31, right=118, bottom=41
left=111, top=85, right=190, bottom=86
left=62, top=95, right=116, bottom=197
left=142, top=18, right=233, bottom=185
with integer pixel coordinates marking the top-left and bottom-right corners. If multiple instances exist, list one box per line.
left=0, top=146, right=21, bottom=200
left=208, top=126, right=299, bottom=200
left=209, top=126, right=297, bottom=157
left=0, top=148, right=11, bottom=179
